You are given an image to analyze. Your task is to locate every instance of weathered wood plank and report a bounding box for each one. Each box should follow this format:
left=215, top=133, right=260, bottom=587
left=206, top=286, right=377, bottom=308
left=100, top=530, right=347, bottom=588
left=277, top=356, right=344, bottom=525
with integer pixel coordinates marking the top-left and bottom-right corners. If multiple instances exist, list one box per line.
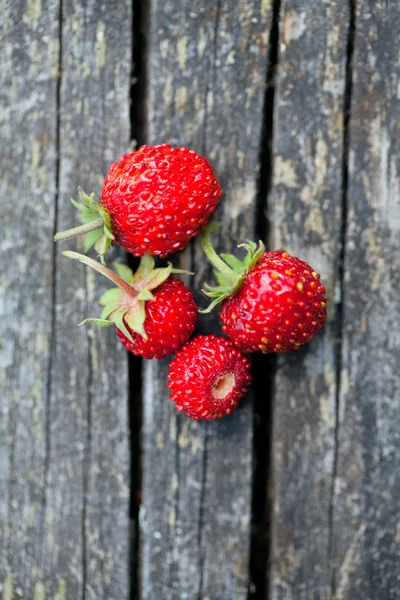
left=38, top=1, right=131, bottom=598
left=268, top=2, right=349, bottom=598
left=0, top=1, right=59, bottom=595
left=331, top=3, right=400, bottom=598
left=140, top=1, right=272, bottom=598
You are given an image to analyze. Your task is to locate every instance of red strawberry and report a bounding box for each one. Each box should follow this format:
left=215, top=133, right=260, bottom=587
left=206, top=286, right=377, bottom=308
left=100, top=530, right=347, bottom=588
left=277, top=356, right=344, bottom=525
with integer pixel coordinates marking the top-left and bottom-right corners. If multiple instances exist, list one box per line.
left=55, top=144, right=223, bottom=260
left=62, top=251, right=197, bottom=359
left=168, top=335, right=251, bottom=420
left=201, top=226, right=327, bottom=353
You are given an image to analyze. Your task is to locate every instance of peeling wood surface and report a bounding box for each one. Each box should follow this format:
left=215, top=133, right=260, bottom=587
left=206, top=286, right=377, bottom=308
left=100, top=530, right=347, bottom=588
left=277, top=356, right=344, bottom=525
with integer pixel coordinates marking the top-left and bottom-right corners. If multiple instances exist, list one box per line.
left=140, top=2, right=272, bottom=599
left=268, top=2, right=349, bottom=598
left=331, top=2, right=400, bottom=599
left=0, top=0, right=131, bottom=598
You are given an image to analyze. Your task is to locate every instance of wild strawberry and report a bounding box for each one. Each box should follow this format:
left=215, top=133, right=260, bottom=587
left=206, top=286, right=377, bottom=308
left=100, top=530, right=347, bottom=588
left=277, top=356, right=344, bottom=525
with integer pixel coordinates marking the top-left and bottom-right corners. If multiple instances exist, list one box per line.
left=62, top=251, right=197, bottom=359
left=168, top=335, right=251, bottom=420
left=55, top=144, right=223, bottom=260
left=201, top=226, right=327, bottom=353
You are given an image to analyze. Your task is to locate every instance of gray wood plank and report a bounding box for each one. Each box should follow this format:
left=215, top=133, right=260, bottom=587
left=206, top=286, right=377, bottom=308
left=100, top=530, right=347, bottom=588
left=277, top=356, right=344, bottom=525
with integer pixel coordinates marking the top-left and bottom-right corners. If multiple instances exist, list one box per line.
left=0, top=1, right=59, bottom=596
left=140, top=1, right=273, bottom=598
left=331, top=3, right=400, bottom=598
left=268, top=2, right=349, bottom=598
left=38, top=1, right=131, bottom=598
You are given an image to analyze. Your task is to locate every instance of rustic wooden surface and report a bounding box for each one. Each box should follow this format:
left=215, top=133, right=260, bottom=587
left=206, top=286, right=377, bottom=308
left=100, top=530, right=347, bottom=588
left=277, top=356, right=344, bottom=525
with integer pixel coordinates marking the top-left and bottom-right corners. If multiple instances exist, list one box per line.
left=331, top=2, right=400, bottom=599
left=1, top=1, right=131, bottom=598
left=1, top=1, right=400, bottom=599
left=268, top=1, right=349, bottom=598
left=0, top=0, right=60, bottom=595
left=140, top=2, right=272, bottom=599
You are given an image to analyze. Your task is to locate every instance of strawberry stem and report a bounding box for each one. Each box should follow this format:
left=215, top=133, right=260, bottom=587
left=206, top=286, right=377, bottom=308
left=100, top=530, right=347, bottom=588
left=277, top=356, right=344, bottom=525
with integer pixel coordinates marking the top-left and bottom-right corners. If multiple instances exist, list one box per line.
left=62, top=251, right=139, bottom=298
left=201, top=226, right=240, bottom=284
left=54, top=218, right=105, bottom=242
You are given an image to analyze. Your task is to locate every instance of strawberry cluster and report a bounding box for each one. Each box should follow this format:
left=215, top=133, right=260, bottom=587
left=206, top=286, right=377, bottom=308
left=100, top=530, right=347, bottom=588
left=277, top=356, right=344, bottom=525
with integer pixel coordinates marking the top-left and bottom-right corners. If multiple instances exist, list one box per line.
left=56, top=143, right=327, bottom=420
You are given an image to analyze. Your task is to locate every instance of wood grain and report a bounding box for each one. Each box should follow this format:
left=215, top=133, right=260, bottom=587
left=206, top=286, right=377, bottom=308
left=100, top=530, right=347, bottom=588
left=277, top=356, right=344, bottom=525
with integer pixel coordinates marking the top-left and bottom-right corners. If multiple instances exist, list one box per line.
left=0, top=0, right=59, bottom=595
left=140, top=1, right=272, bottom=598
left=1, top=1, right=132, bottom=597
left=45, top=1, right=132, bottom=598
left=268, top=2, right=349, bottom=598
left=331, top=2, right=400, bottom=598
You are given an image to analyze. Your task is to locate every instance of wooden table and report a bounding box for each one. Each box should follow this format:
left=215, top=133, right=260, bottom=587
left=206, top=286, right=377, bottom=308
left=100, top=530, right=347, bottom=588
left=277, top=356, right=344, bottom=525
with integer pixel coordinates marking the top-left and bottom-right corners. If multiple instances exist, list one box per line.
left=1, top=1, right=399, bottom=598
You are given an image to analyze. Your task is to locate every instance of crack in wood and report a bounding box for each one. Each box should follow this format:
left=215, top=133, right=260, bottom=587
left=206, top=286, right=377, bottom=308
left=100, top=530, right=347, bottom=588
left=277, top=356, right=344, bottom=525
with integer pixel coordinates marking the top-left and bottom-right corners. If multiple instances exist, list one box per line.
left=328, top=1, right=356, bottom=595
left=39, top=0, right=63, bottom=576
left=249, top=0, right=282, bottom=597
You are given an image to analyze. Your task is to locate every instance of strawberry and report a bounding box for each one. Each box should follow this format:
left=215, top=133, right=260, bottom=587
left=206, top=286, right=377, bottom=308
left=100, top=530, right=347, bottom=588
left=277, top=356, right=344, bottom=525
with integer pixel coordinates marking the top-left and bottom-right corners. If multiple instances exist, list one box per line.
left=62, top=252, right=197, bottom=359
left=55, top=144, right=223, bottom=261
left=201, top=226, right=327, bottom=353
left=168, top=335, right=251, bottom=420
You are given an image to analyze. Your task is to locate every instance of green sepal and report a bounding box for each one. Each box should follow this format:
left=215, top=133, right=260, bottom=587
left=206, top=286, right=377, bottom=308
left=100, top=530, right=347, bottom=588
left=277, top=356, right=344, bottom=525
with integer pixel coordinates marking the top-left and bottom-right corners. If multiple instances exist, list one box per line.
left=199, top=297, right=223, bottom=314
left=220, top=253, right=245, bottom=273
left=202, top=288, right=225, bottom=298
left=124, top=303, right=147, bottom=340
left=78, top=318, right=113, bottom=327
left=71, top=188, right=115, bottom=260
left=99, top=288, right=124, bottom=306
left=100, top=301, right=121, bottom=320
left=148, top=265, right=173, bottom=289
left=84, top=228, right=104, bottom=252
left=136, top=289, right=155, bottom=301
left=62, top=251, right=193, bottom=344
left=199, top=224, right=265, bottom=314
left=132, top=254, right=155, bottom=283
left=114, top=263, right=134, bottom=284
left=112, top=310, right=135, bottom=344
left=213, top=270, right=233, bottom=288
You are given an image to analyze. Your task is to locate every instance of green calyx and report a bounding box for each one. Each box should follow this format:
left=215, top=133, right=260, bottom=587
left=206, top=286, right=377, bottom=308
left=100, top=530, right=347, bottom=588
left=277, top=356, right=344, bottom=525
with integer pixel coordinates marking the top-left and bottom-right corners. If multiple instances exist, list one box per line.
left=54, top=188, right=114, bottom=263
left=200, top=223, right=265, bottom=313
left=62, top=251, right=192, bottom=344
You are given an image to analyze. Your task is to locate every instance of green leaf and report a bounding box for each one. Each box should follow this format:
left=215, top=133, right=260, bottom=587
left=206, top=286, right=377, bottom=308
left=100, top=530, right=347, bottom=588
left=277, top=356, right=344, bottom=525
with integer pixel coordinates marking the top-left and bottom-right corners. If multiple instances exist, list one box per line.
left=114, top=263, right=134, bottom=283
left=99, top=287, right=124, bottom=306
left=84, top=228, right=103, bottom=252
left=78, top=318, right=113, bottom=327
left=124, top=303, right=147, bottom=340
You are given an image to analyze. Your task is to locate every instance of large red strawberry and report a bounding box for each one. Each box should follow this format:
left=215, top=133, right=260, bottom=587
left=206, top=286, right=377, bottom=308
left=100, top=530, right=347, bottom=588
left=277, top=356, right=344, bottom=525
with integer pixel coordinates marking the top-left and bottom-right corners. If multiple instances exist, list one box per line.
left=168, top=335, right=251, bottom=420
left=55, top=144, right=223, bottom=260
left=201, top=226, right=327, bottom=353
left=62, top=251, right=197, bottom=359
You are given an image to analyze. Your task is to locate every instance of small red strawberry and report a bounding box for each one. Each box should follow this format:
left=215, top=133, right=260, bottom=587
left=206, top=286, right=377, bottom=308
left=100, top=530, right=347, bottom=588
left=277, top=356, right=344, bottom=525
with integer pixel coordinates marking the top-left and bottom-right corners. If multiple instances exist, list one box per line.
left=62, top=251, right=197, bottom=359
left=168, top=335, right=251, bottom=420
left=201, top=226, right=327, bottom=353
left=55, top=144, right=223, bottom=260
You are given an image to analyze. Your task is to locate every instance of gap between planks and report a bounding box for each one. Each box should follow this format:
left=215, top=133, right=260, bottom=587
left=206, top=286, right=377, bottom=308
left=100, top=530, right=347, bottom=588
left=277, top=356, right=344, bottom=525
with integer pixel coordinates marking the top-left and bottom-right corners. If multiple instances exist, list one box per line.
left=129, top=0, right=151, bottom=597
left=248, top=0, right=282, bottom=598
left=328, top=0, right=356, bottom=595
